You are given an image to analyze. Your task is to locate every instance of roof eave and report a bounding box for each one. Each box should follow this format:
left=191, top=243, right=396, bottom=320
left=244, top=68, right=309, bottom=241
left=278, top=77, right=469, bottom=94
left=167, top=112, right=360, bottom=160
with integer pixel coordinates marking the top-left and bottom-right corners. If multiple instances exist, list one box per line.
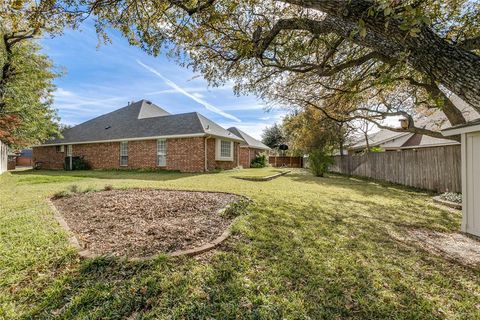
left=34, top=133, right=208, bottom=147
left=442, top=123, right=480, bottom=136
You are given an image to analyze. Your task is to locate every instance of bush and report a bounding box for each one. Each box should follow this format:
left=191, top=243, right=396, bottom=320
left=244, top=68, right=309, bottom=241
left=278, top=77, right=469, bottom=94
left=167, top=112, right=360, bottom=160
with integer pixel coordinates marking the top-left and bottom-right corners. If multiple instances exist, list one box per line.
left=104, top=185, right=114, bottom=191
left=221, top=198, right=251, bottom=218
left=68, top=184, right=80, bottom=193
left=308, top=149, right=332, bottom=177
left=72, top=156, right=91, bottom=170
left=250, top=153, right=268, bottom=168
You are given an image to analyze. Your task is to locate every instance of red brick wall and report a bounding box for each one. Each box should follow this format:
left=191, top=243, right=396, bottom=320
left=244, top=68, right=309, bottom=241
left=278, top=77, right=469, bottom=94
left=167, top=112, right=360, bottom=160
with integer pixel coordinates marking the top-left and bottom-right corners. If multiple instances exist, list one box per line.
left=33, top=146, right=65, bottom=169
left=206, top=138, right=239, bottom=170
left=73, top=142, right=121, bottom=169
left=16, top=156, right=32, bottom=166
left=239, top=147, right=267, bottom=168
left=33, top=137, right=239, bottom=172
left=166, top=137, right=206, bottom=172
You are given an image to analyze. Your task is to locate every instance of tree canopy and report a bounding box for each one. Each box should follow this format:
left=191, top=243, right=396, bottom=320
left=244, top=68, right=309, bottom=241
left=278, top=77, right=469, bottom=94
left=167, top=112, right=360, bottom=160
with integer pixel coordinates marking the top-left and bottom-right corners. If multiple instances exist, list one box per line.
left=75, top=0, right=480, bottom=129
left=0, top=1, right=80, bottom=147
left=261, top=123, right=286, bottom=149
left=283, top=107, right=350, bottom=154
left=5, top=0, right=480, bottom=143
left=0, top=38, right=60, bottom=147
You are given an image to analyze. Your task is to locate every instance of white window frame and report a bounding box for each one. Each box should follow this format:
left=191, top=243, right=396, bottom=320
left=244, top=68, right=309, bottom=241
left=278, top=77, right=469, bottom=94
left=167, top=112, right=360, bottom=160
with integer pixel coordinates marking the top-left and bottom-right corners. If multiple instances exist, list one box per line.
left=157, top=139, right=167, bottom=167
left=60, top=145, right=65, bottom=153
left=215, top=139, right=234, bottom=161
left=120, top=141, right=128, bottom=166
left=66, top=145, right=72, bottom=157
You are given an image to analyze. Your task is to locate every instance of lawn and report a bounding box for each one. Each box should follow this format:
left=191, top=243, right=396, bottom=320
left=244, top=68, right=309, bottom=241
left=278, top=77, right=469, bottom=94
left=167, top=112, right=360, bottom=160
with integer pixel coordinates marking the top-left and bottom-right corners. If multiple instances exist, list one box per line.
left=1, top=169, right=478, bottom=319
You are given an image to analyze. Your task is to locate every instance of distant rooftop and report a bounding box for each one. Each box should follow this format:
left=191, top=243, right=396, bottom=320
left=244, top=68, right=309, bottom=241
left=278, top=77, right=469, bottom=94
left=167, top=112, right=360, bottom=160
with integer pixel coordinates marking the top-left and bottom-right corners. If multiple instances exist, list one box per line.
left=227, top=127, right=270, bottom=150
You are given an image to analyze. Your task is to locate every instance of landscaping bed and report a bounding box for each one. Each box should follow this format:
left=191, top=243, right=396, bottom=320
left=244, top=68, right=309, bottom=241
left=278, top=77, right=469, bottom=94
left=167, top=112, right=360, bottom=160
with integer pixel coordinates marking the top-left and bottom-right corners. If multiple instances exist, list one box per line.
left=433, top=192, right=462, bottom=210
left=51, top=189, right=243, bottom=258
left=233, top=169, right=291, bottom=181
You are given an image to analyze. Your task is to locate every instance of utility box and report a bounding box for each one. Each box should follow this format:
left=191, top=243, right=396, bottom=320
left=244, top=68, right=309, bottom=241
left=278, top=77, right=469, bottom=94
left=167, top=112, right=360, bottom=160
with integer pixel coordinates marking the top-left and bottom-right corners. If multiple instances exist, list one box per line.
left=443, top=120, right=480, bottom=237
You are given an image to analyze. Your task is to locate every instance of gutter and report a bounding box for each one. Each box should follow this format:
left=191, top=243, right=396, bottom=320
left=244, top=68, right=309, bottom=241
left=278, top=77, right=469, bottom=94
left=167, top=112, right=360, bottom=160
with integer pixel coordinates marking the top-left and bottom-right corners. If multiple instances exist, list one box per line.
left=205, top=136, right=211, bottom=172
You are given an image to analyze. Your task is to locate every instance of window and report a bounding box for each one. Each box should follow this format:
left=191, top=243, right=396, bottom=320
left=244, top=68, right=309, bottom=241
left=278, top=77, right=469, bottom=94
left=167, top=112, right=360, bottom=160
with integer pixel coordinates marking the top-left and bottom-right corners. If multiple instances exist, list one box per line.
left=120, top=141, right=128, bottom=166
left=66, top=145, right=72, bottom=157
left=216, top=139, right=233, bottom=161
left=157, top=139, right=166, bottom=166
left=221, top=140, right=231, bottom=158
left=60, top=145, right=65, bottom=153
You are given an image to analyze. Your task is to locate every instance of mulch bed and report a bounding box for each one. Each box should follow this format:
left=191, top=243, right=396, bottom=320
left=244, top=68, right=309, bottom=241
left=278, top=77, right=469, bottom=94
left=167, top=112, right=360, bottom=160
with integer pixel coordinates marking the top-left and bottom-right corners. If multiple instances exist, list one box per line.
left=52, top=189, right=240, bottom=258
left=393, top=228, right=480, bottom=267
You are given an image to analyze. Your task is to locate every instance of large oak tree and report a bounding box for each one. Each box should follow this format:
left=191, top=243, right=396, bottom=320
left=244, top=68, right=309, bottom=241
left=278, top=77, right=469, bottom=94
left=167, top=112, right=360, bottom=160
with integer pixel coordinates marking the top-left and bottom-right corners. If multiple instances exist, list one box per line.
left=80, top=1, right=479, bottom=108
left=8, top=1, right=480, bottom=141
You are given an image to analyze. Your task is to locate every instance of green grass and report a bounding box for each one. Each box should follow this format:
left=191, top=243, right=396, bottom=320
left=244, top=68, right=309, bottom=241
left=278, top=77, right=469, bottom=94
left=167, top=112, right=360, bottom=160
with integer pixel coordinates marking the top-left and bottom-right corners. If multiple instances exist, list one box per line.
left=1, top=169, right=478, bottom=319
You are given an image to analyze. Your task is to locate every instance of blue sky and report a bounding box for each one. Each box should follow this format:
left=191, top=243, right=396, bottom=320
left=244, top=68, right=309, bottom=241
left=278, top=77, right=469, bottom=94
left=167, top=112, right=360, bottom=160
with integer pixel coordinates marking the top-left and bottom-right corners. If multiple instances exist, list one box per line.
left=41, top=23, right=287, bottom=139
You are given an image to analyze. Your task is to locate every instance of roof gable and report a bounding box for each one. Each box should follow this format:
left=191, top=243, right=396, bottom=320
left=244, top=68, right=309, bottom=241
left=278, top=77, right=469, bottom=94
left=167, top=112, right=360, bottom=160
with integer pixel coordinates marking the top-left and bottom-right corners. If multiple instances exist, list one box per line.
left=137, top=100, right=170, bottom=119
left=227, top=127, right=270, bottom=150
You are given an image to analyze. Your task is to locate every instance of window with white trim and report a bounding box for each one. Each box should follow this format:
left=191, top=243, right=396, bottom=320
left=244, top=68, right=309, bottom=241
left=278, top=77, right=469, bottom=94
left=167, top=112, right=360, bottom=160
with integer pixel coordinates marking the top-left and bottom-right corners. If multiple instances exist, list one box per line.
left=215, top=139, right=233, bottom=161
left=66, top=145, right=72, bottom=157
left=120, top=141, right=128, bottom=166
left=157, top=139, right=166, bottom=166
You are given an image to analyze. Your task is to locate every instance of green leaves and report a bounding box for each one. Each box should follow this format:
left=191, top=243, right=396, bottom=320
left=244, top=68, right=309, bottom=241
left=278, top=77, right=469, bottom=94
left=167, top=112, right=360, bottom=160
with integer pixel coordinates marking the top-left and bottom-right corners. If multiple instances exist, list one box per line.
left=0, top=38, right=60, bottom=147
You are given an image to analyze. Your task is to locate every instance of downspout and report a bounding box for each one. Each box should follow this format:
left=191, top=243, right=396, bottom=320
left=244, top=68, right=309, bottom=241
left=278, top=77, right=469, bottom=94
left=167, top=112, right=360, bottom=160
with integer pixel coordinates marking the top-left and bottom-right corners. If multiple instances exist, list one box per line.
left=205, top=136, right=211, bottom=172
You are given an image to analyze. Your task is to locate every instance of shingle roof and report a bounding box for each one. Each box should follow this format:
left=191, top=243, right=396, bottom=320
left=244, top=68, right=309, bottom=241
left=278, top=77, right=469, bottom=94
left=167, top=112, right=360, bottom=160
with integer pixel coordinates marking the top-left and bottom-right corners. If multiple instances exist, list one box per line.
left=41, top=99, right=243, bottom=145
left=227, top=127, right=270, bottom=150
left=349, top=130, right=411, bottom=150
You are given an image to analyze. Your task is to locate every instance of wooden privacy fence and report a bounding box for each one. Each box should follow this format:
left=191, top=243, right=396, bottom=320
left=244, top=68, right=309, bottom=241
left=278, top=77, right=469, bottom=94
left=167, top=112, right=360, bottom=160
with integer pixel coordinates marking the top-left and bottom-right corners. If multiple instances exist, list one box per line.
left=330, top=145, right=461, bottom=192
left=269, top=156, right=303, bottom=168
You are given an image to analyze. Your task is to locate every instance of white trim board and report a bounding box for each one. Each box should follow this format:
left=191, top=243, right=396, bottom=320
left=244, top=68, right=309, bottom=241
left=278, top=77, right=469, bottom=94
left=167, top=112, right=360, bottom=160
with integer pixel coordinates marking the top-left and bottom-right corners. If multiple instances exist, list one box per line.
left=35, top=133, right=243, bottom=147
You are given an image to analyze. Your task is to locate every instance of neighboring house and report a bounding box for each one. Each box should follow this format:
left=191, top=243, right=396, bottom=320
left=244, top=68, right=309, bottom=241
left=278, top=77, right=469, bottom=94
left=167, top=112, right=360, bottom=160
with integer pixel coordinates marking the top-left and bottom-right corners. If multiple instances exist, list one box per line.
left=227, top=127, right=271, bottom=168
left=349, top=95, right=480, bottom=154
left=348, top=130, right=461, bottom=154
left=16, top=149, right=33, bottom=166
left=33, top=100, right=245, bottom=172
left=347, top=130, right=461, bottom=154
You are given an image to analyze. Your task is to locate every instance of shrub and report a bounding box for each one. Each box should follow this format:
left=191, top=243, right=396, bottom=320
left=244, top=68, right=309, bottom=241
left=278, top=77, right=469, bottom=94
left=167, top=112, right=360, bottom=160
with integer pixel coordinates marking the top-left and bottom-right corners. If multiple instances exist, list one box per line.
left=221, top=198, right=251, bottom=218
left=251, top=153, right=268, bottom=168
left=104, top=185, right=114, bottom=191
left=68, top=184, right=80, bottom=193
left=308, top=149, right=332, bottom=177
left=72, top=156, right=91, bottom=170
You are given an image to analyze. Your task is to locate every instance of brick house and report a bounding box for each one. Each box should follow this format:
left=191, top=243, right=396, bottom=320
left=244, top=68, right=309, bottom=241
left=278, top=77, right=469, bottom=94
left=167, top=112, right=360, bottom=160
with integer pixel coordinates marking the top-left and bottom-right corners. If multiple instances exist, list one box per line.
left=227, top=127, right=270, bottom=168
left=33, top=100, right=248, bottom=172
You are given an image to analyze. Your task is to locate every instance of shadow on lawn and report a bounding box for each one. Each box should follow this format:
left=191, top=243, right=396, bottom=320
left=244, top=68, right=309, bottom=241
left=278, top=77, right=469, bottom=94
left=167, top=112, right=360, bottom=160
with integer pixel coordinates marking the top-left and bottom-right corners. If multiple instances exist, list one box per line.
left=288, top=171, right=434, bottom=199
left=25, top=216, right=460, bottom=318
left=11, top=169, right=201, bottom=183
left=17, top=170, right=474, bottom=319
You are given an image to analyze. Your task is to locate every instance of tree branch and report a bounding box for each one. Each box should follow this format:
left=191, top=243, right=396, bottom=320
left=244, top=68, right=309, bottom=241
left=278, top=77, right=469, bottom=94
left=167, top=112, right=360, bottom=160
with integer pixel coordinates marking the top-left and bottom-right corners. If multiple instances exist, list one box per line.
left=168, top=0, right=216, bottom=15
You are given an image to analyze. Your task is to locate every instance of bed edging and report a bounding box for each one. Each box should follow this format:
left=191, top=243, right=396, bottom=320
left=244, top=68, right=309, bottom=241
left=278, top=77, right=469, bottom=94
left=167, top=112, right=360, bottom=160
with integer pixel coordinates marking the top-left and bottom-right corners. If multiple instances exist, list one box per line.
left=47, top=192, right=250, bottom=261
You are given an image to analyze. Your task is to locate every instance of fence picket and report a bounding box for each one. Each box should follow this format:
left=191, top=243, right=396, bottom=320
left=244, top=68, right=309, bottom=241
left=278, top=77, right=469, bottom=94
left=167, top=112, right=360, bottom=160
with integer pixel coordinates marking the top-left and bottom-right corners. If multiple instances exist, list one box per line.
left=330, top=146, right=461, bottom=192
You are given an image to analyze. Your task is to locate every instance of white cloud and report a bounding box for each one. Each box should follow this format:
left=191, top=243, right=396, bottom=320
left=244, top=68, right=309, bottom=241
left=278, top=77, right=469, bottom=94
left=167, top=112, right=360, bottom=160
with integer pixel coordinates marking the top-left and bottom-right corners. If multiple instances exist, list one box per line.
left=136, top=60, right=241, bottom=122
left=219, top=103, right=266, bottom=111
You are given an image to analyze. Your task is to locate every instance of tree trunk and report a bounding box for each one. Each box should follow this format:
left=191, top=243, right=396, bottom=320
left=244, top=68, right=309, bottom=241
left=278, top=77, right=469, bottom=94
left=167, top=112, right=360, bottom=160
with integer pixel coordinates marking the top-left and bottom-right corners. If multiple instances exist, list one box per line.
left=283, top=0, right=480, bottom=112
left=426, top=84, right=467, bottom=126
